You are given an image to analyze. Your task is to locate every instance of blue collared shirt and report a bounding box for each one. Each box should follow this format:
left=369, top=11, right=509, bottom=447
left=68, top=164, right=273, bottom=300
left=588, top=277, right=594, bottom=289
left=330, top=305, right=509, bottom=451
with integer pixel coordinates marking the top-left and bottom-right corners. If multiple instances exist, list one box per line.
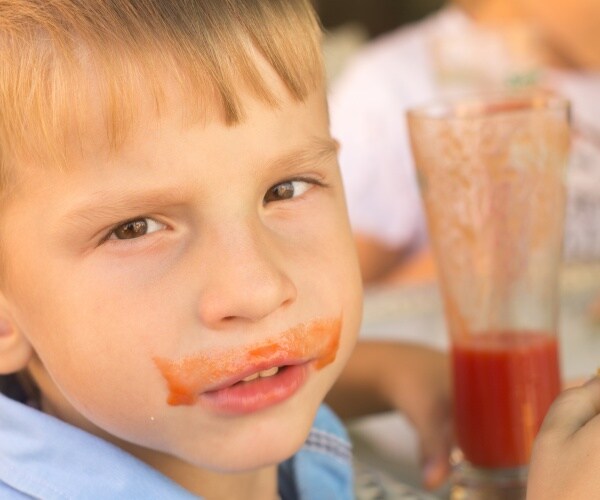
left=0, top=393, right=353, bottom=499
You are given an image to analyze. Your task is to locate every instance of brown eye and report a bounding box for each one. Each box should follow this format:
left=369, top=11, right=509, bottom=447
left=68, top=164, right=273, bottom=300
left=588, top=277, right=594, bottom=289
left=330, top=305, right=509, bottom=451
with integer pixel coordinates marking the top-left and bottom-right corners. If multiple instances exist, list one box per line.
left=264, top=181, right=295, bottom=203
left=264, top=180, right=316, bottom=204
left=105, top=217, right=167, bottom=243
left=113, top=219, right=149, bottom=239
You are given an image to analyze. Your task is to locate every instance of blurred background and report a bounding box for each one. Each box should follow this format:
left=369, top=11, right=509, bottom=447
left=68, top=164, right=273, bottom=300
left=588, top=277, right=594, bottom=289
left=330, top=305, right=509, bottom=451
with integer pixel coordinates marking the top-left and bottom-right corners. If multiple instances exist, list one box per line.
left=315, top=0, right=444, bottom=38
left=314, top=0, right=445, bottom=82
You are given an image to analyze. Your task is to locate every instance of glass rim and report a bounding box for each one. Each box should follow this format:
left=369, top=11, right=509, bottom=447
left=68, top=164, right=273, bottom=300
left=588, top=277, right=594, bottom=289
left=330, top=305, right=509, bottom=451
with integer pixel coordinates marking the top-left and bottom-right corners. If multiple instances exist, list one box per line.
left=406, top=89, right=570, bottom=121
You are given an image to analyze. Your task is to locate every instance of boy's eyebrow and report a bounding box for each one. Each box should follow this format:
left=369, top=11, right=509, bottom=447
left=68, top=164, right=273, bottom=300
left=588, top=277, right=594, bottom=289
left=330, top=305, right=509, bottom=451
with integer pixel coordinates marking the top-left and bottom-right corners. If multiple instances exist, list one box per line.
left=61, top=190, right=189, bottom=228
left=267, top=137, right=338, bottom=174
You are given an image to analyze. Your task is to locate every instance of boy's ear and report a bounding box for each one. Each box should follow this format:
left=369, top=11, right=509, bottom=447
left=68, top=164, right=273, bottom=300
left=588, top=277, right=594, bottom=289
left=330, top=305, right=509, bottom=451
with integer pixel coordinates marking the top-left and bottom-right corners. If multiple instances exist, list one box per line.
left=0, top=312, right=32, bottom=375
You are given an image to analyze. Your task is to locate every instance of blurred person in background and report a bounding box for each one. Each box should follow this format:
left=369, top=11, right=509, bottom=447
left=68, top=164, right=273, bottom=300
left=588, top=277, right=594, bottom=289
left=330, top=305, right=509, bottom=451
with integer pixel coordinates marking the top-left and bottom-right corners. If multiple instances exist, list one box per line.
left=329, top=0, right=600, bottom=284
left=327, top=2, right=600, bottom=495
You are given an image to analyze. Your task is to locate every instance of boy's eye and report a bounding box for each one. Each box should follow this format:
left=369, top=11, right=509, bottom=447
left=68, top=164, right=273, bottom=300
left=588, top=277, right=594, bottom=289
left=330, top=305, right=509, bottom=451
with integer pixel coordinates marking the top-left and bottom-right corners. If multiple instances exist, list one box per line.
left=264, top=180, right=313, bottom=204
left=108, top=218, right=166, bottom=240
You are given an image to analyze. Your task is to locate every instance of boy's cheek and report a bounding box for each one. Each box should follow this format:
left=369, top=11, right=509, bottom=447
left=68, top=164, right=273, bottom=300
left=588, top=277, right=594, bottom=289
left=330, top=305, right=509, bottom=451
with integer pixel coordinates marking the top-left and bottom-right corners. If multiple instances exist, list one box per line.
left=337, top=272, right=364, bottom=370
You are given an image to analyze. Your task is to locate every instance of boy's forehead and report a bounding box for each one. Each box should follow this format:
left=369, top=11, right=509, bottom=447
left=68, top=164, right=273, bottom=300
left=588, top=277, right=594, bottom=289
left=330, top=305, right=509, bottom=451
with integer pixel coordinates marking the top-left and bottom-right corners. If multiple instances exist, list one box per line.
left=24, top=47, right=318, bottom=172
left=112, top=56, right=315, bottom=138
left=19, top=66, right=330, bottom=174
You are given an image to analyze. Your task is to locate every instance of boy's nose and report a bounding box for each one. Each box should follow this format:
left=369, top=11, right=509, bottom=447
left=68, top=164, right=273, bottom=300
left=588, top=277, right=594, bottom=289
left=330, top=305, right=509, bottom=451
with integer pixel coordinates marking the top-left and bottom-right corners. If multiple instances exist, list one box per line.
left=196, top=233, right=297, bottom=328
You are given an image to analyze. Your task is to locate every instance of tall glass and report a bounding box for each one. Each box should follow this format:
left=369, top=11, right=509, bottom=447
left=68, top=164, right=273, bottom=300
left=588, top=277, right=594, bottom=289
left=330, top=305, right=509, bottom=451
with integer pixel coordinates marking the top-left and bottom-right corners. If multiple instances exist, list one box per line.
left=407, top=91, right=570, bottom=499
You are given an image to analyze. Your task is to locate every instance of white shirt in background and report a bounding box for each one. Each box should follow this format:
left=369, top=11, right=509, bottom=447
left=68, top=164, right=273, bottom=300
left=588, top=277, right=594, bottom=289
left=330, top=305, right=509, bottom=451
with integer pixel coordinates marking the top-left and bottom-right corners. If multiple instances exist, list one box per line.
left=329, top=6, right=600, bottom=261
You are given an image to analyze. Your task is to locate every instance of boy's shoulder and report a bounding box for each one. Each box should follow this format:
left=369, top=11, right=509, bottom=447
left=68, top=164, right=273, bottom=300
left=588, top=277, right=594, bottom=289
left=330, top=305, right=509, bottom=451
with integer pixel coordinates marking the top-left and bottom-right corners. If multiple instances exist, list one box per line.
left=279, top=405, right=353, bottom=499
left=0, top=393, right=353, bottom=499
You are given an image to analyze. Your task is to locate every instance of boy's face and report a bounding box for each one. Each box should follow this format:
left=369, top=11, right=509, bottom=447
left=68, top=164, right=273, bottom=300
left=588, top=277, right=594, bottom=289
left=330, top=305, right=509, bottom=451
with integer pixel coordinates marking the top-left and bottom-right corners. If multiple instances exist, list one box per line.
left=0, top=67, right=362, bottom=470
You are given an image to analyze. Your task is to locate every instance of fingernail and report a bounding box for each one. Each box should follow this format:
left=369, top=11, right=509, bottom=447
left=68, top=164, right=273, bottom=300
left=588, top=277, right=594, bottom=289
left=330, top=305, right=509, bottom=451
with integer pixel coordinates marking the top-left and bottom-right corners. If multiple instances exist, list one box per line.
left=423, top=457, right=446, bottom=490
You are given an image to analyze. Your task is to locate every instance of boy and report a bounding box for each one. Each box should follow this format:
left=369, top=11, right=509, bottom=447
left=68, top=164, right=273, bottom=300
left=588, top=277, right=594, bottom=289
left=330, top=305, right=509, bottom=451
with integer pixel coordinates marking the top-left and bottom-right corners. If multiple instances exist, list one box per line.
left=0, top=1, right=451, bottom=497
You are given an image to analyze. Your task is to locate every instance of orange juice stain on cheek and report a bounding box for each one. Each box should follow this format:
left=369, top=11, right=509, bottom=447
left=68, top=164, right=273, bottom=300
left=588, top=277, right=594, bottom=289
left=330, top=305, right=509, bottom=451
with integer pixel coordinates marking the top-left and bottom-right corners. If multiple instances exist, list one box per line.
left=153, top=317, right=342, bottom=406
left=315, top=331, right=340, bottom=369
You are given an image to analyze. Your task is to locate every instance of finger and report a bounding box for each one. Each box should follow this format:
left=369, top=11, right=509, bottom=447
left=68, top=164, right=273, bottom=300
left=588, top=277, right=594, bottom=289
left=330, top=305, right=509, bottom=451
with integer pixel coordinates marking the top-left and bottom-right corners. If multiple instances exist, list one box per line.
left=422, top=452, right=451, bottom=490
left=562, top=376, right=589, bottom=390
left=415, top=409, right=453, bottom=489
left=539, top=376, right=600, bottom=439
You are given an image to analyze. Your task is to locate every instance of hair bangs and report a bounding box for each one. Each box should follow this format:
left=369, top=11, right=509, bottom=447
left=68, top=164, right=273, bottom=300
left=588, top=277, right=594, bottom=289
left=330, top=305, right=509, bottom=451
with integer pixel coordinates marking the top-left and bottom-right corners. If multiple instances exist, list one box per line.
left=0, top=0, right=324, bottom=176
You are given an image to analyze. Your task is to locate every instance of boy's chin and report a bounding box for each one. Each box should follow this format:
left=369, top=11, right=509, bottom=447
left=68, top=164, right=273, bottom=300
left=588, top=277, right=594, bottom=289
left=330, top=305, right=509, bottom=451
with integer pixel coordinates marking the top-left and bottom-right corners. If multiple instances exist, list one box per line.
left=182, top=398, right=322, bottom=472
left=212, top=435, right=307, bottom=473
left=185, top=416, right=314, bottom=473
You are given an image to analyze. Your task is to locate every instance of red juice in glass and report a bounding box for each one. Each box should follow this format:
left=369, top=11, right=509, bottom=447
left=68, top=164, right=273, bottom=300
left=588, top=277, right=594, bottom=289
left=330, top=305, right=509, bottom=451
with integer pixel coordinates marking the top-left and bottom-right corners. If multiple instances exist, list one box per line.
left=452, top=331, right=561, bottom=468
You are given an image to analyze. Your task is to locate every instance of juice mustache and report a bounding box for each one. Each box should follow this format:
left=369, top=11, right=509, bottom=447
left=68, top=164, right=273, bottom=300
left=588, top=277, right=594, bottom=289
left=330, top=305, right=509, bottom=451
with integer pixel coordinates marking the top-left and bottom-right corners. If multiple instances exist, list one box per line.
left=153, top=317, right=342, bottom=406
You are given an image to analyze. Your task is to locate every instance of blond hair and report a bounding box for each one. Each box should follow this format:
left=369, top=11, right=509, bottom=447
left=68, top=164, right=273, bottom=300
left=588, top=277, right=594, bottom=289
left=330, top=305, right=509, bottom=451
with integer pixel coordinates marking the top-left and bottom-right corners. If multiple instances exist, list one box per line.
left=0, top=0, right=324, bottom=188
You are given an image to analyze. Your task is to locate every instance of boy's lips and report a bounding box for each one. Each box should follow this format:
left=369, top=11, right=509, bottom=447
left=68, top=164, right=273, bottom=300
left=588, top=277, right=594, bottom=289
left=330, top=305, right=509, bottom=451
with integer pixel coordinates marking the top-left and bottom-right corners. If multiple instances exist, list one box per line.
left=153, top=317, right=342, bottom=407
left=202, top=357, right=306, bottom=393
left=199, top=363, right=311, bottom=415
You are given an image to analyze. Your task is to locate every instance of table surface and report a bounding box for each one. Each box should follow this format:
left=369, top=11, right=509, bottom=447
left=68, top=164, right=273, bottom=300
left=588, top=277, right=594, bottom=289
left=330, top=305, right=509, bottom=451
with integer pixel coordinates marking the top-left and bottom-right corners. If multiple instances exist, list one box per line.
left=352, top=262, right=600, bottom=499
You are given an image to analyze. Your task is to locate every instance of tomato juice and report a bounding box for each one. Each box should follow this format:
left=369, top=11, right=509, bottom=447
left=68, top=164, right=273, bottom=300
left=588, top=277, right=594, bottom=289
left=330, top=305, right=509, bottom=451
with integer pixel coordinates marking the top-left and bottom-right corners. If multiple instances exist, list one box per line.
left=452, top=331, right=561, bottom=468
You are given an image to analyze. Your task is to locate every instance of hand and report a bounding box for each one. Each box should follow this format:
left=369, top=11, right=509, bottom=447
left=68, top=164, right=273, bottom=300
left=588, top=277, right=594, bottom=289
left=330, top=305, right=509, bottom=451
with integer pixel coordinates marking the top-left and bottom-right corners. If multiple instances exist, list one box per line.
left=327, top=341, right=453, bottom=490
left=527, top=376, right=600, bottom=499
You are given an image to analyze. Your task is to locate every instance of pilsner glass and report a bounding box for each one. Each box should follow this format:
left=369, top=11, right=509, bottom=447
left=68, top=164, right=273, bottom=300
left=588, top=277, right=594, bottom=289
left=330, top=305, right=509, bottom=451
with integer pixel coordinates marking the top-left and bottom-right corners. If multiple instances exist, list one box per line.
left=407, top=91, right=570, bottom=499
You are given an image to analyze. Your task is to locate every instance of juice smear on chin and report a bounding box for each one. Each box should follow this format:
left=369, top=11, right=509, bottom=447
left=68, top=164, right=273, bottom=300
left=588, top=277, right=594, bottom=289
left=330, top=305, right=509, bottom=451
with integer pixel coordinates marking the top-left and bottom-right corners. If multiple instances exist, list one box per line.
left=452, top=331, right=561, bottom=468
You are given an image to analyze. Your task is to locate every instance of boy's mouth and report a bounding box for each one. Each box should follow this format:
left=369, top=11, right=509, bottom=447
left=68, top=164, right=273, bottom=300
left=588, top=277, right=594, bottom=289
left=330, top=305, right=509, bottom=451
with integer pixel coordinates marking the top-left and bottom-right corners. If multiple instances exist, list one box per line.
left=153, top=317, right=341, bottom=409
left=203, top=360, right=300, bottom=393
left=200, top=364, right=310, bottom=415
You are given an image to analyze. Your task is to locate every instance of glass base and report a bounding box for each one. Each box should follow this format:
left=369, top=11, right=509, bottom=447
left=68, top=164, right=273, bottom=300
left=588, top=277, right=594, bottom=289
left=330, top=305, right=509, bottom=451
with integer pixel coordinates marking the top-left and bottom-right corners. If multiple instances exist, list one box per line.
left=450, top=460, right=528, bottom=500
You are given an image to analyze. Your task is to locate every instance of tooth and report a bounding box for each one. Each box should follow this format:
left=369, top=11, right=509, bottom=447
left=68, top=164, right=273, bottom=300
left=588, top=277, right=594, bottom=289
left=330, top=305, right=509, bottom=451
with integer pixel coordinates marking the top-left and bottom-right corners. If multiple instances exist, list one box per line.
left=242, top=373, right=259, bottom=382
left=241, top=367, right=280, bottom=383
left=259, top=367, right=279, bottom=378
